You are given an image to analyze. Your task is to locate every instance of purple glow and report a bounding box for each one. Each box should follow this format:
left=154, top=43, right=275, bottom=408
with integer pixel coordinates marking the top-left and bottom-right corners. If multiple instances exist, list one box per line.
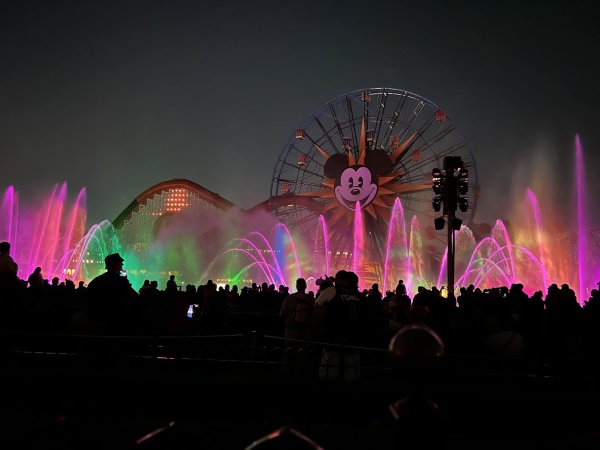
left=1, top=186, right=18, bottom=255
left=437, top=248, right=448, bottom=289
left=353, top=201, right=364, bottom=275
left=2, top=134, right=597, bottom=300
left=491, top=220, right=515, bottom=281
left=245, top=232, right=285, bottom=284
left=525, top=188, right=549, bottom=289
left=452, top=230, right=546, bottom=295
left=233, top=237, right=279, bottom=286
left=408, top=215, right=424, bottom=291
left=383, top=198, right=409, bottom=293
left=317, top=215, right=330, bottom=277
left=271, top=223, right=302, bottom=281
left=204, top=247, right=278, bottom=286
left=1, top=183, right=88, bottom=281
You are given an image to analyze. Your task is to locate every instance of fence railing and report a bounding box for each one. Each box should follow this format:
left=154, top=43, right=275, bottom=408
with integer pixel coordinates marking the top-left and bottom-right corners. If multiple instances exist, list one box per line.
left=2, top=330, right=599, bottom=389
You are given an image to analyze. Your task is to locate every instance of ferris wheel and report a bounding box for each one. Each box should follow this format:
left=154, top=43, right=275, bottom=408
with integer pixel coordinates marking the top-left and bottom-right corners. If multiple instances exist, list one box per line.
left=270, top=87, right=479, bottom=271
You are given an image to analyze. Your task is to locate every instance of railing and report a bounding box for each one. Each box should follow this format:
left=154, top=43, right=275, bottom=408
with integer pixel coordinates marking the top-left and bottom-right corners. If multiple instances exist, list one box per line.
left=2, top=329, right=599, bottom=390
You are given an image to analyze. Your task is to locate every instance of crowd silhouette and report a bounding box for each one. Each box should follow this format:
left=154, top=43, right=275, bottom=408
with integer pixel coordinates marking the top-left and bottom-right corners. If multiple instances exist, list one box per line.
left=1, top=242, right=600, bottom=359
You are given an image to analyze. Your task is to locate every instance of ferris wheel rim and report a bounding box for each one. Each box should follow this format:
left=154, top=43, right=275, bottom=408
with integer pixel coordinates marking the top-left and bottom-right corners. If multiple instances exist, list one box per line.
left=270, top=87, right=480, bottom=245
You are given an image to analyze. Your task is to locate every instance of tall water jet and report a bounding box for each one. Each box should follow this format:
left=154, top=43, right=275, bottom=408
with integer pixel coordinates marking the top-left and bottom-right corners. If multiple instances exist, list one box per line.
left=246, top=232, right=285, bottom=284
left=315, top=215, right=330, bottom=278
left=525, top=188, right=549, bottom=290
left=353, top=201, right=365, bottom=277
left=0, top=186, right=18, bottom=256
left=383, top=197, right=409, bottom=293
left=272, top=222, right=302, bottom=284
left=408, top=215, right=425, bottom=292
left=69, top=219, right=122, bottom=282
left=200, top=233, right=282, bottom=288
left=0, top=183, right=89, bottom=282
left=575, top=134, right=589, bottom=302
left=3, top=136, right=599, bottom=300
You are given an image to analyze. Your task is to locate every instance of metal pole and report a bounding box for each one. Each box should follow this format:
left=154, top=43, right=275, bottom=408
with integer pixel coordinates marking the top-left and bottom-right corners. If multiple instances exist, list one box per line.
left=443, top=156, right=461, bottom=294
left=447, top=208, right=455, bottom=293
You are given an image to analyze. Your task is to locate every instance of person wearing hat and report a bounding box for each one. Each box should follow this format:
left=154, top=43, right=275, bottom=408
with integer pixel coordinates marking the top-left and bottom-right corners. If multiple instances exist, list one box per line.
left=313, top=275, right=333, bottom=301
left=84, top=252, right=139, bottom=334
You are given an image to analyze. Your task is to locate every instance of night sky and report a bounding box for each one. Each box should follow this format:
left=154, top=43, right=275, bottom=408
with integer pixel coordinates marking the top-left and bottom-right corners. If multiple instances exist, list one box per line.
left=1, top=0, right=599, bottom=228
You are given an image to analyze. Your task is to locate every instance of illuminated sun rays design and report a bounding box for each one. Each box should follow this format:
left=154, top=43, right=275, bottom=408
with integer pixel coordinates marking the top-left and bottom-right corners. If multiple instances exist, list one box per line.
left=296, top=119, right=431, bottom=227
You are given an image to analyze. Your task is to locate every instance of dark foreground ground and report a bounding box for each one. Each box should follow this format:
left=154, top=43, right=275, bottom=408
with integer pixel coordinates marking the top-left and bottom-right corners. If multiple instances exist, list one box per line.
left=1, top=335, right=600, bottom=450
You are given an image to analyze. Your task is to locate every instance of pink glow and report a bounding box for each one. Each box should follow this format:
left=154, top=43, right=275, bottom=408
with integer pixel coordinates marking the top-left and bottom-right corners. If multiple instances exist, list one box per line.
left=245, top=232, right=284, bottom=285
left=437, top=248, right=448, bottom=289
left=204, top=247, right=278, bottom=285
left=452, top=230, right=546, bottom=295
left=353, top=201, right=364, bottom=275
left=1, top=186, right=18, bottom=255
left=2, top=134, right=597, bottom=299
left=383, top=198, right=409, bottom=293
left=525, top=188, right=549, bottom=289
left=28, top=183, right=59, bottom=274
left=235, top=237, right=279, bottom=286
left=318, top=215, right=330, bottom=278
left=1, top=183, right=88, bottom=281
left=491, top=220, right=515, bottom=281
left=61, top=188, right=87, bottom=275
left=408, top=215, right=424, bottom=292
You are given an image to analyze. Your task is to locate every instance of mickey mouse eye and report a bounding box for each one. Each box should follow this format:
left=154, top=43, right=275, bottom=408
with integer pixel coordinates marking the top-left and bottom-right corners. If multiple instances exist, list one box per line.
left=348, top=177, right=353, bottom=188
left=358, top=177, right=363, bottom=188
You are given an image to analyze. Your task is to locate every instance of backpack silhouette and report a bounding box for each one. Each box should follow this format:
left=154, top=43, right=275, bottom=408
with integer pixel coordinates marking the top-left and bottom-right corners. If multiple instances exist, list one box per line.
left=286, top=294, right=313, bottom=328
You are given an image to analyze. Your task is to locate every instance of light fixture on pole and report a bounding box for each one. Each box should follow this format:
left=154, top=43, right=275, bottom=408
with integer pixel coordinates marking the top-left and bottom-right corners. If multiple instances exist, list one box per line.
left=434, top=217, right=446, bottom=230
left=431, top=157, right=469, bottom=294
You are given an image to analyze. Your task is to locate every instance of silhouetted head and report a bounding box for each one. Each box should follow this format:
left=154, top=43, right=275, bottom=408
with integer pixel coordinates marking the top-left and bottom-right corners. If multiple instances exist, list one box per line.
left=105, top=253, right=124, bottom=271
left=296, top=278, right=307, bottom=292
left=0, top=241, right=10, bottom=254
left=347, top=271, right=359, bottom=287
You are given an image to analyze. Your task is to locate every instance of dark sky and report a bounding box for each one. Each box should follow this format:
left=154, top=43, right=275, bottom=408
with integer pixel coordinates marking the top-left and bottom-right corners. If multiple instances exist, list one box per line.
left=1, top=0, right=599, bottom=228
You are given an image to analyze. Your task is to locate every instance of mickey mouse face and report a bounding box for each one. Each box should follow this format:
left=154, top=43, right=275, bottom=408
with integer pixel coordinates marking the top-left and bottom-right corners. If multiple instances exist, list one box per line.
left=335, top=165, right=378, bottom=211
left=323, top=149, right=392, bottom=212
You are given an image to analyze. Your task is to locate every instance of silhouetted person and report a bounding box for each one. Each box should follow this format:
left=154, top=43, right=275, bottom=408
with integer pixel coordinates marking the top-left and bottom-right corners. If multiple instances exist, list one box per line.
left=315, top=270, right=370, bottom=381
left=0, top=241, right=19, bottom=294
left=166, top=274, right=177, bottom=293
left=323, top=270, right=370, bottom=346
left=227, top=284, right=240, bottom=305
left=367, top=283, right=383, bottom=313
left=396, top=279, right=407, bottom=296
left=84, top=253, right=138, bottom=335
left=27, top=267, right=44, bottom=289
left=279, top=277, right=315, bottom=374
left=201, top=280, right=225, bottom=334
left=139, top=279, right=151, bottom=294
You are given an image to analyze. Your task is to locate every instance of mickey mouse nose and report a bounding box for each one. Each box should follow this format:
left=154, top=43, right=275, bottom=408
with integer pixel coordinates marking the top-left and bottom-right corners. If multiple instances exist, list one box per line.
left=351, top=188, right=361, bottom=195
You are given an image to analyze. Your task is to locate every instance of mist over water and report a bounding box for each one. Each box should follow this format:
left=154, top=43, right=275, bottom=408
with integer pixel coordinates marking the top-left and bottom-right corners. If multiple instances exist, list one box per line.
left=1, top=136, right=597, bottom=301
